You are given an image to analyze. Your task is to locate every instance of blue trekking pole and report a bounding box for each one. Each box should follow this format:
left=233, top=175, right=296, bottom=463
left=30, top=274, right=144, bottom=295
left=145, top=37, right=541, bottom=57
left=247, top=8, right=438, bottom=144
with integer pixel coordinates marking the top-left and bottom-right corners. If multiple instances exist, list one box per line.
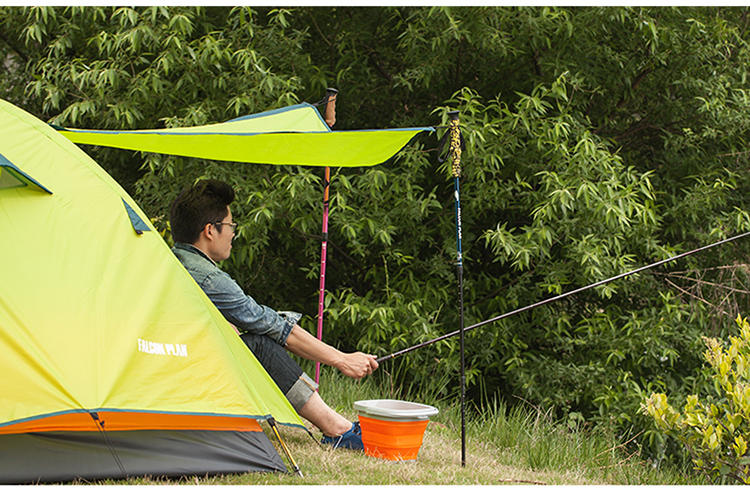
left=448, top=110, right=467, bottom=467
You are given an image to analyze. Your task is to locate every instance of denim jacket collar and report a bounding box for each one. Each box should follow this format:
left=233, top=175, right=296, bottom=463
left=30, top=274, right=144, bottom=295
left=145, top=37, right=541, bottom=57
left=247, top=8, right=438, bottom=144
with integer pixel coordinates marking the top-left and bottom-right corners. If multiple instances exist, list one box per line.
left=173, top=242, right=216, bottom=266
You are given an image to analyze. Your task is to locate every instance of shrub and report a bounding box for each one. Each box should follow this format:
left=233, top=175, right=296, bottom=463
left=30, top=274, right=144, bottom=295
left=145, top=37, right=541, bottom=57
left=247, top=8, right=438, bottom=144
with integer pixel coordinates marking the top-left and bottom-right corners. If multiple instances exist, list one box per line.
left=643, top=315, right=750, bottom=484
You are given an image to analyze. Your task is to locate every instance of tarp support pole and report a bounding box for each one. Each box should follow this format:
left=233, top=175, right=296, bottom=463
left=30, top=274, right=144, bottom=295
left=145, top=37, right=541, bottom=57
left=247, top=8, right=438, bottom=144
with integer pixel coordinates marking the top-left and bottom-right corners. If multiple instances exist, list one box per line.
left=448, top=110, right=467, bottom=468
left=315, top=88, right=338, bottom=385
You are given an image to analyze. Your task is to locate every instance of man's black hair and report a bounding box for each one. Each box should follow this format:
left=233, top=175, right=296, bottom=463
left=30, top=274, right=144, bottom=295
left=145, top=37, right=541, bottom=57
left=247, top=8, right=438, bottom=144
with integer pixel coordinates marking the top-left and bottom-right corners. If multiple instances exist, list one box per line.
left=169, top=179, right=235, bottom=244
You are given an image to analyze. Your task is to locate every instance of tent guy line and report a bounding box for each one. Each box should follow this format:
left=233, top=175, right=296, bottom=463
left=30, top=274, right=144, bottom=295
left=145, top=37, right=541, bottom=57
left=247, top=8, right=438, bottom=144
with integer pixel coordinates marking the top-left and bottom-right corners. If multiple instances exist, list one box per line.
left=376, top=230, right=750, bottom=364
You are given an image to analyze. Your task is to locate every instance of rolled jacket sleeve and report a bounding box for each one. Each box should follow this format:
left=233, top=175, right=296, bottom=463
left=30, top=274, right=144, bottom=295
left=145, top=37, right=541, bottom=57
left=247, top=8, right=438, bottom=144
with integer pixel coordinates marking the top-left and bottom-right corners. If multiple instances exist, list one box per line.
left=202, top=270, right=294, bottom=346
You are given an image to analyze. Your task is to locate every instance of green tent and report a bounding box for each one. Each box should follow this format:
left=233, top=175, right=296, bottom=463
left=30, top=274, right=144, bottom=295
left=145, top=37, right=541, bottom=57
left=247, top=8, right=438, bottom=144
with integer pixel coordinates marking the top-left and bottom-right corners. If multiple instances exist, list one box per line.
left=57, top=102, right=433, bottom=167
left=0, top=98, right=304, bottom=483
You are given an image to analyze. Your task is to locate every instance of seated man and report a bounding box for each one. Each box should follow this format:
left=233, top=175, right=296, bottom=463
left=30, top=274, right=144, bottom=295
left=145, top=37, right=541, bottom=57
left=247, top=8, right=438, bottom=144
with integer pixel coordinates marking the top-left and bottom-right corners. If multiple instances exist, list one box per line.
left=169, top=179, right=378, bottom=450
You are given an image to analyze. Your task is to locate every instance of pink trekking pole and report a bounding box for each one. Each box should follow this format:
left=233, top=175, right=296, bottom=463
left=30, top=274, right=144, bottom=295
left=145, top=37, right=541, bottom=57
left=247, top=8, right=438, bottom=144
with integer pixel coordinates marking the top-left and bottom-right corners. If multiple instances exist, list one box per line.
left=315, top=88, right=338, bottom=384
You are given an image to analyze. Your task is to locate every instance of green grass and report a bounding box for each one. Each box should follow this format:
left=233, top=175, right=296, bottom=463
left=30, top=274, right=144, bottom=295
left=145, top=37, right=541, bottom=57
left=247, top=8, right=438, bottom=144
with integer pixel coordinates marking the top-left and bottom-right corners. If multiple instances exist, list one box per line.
left=91, top=370, right=704, bottom=485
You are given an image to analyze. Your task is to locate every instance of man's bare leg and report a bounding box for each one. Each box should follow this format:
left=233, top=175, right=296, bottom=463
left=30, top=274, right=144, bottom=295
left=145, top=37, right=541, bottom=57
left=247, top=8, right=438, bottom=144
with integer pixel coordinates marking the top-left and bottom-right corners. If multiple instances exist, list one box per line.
left=299, top=391, right=353, bottom=437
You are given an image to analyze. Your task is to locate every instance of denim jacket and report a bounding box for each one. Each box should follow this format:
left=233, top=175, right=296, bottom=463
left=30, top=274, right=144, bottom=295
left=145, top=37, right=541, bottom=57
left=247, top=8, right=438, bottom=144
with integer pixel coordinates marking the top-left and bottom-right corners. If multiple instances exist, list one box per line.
left=172, top=242, right=299, bottom=346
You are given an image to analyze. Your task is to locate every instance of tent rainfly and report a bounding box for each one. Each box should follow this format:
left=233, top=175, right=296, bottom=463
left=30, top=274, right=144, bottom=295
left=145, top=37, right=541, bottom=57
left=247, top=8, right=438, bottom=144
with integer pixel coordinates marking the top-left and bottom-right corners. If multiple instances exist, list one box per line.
left=56, top=102, right=434, bottom=167
left=0, top=98, right=305, bottom=483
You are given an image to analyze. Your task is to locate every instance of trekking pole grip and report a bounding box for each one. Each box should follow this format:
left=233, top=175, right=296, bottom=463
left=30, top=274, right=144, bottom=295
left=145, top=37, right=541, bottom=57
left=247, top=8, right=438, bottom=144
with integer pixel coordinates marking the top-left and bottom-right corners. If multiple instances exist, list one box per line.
left=324, top=88, right=338, bottom=128
left=448, top=110, right=461, bottom=178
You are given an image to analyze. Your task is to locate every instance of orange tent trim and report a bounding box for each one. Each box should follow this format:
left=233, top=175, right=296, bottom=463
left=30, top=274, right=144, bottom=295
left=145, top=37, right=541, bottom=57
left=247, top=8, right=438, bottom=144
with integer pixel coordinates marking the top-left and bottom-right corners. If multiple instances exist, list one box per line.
left=0, top=411, right=262, bottom=435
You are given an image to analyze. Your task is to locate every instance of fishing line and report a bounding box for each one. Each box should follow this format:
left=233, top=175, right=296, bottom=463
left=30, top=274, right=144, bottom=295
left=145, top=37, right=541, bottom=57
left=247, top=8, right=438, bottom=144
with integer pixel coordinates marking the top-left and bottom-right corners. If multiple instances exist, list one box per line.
left=376, top=230, right=750, bottom=363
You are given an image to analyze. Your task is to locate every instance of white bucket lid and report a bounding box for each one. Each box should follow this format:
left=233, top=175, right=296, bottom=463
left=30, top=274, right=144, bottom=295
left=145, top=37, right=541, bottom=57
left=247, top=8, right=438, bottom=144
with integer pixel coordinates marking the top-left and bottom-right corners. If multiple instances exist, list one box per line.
left=354, top=399, right=439, bottom=420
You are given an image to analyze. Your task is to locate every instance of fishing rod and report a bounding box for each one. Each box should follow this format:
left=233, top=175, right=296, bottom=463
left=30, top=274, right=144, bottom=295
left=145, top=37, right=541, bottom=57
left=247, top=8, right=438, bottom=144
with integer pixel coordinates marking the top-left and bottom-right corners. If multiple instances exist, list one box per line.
left=376, top=230, right=750, bottom=364
left=315, top=87, right=338, bottom=384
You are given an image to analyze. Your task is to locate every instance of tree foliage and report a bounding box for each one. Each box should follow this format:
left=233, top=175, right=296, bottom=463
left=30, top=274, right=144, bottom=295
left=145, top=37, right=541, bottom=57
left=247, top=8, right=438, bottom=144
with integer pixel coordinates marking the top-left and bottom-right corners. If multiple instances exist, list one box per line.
left=3, top=6, right=750, bottom=466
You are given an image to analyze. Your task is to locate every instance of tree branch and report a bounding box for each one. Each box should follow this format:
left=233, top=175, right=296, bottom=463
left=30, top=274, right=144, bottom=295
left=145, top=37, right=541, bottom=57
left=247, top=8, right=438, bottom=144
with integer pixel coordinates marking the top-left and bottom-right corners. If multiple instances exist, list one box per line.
left=0, top=29, right=29, bottom=63
left=531, top=48, right=542, bottom=77
left=612, top=118, right=686, bottom=142
left=663, top=277, right=729, bottom=316
left=307, top=9, right=332, bottom=47
left=367, top=48, right=392, bottom=82
left=615, top=66, right=653, bottom=109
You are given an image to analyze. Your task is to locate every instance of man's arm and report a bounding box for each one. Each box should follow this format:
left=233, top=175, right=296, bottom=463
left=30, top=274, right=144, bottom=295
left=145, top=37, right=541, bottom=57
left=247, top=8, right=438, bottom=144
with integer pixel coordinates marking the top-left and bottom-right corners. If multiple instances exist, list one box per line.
left=204, top=270, right=295, bottom=345
left=284, top=324, right=378, bottom=379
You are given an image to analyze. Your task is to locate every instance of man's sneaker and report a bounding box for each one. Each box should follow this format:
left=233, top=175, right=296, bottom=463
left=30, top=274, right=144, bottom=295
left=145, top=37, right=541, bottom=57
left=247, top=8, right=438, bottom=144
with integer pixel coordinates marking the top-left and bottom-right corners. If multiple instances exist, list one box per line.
left=320, top=421, right=363, bottom=450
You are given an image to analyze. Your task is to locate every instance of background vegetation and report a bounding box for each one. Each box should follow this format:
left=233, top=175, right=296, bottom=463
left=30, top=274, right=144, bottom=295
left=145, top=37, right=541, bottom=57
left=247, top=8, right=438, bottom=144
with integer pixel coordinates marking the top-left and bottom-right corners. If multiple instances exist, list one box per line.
left=3, top=6, right=750, bottom=477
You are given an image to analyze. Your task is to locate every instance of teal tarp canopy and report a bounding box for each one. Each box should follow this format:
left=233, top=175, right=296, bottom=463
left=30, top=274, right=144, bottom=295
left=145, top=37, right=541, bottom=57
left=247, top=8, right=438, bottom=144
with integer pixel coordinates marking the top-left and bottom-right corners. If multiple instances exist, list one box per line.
left=57, top=103, right=434, bottom=167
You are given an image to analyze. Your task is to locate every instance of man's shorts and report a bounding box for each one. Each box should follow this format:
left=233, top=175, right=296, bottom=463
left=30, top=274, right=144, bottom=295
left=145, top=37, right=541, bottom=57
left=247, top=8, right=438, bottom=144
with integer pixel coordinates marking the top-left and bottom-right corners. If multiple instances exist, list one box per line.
left=240, top=332, right=319, bottom=412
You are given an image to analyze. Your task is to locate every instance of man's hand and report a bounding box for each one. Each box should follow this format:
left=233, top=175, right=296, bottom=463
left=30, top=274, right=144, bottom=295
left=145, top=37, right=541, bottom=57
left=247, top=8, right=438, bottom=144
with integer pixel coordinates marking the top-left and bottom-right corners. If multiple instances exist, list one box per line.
left=334, top=352, right=379, bottom=379
left=284, top=324, right=379, bottom=378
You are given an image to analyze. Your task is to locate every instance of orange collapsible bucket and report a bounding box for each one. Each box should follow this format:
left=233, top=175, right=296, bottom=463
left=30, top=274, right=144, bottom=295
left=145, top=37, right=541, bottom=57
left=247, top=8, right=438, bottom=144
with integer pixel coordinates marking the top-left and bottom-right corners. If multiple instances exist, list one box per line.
left=354, top=399, right=439, bottom=461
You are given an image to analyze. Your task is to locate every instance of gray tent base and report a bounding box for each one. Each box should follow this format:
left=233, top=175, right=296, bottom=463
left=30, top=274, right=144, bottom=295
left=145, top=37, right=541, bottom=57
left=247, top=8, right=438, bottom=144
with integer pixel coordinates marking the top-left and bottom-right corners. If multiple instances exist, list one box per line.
left=0, top=429, right=287, bottom=484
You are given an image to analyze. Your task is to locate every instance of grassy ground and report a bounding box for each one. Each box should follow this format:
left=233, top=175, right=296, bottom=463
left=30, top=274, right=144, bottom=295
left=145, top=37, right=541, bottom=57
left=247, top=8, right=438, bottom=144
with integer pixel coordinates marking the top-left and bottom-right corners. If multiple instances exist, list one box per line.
left=100, top=370, right=703, bottom=485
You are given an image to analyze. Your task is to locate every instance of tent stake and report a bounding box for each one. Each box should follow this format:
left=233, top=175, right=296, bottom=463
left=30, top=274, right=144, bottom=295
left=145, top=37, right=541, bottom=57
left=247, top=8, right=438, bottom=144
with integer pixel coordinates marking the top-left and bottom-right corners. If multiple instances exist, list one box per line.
left=315, top=88, right=338, bottom=384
